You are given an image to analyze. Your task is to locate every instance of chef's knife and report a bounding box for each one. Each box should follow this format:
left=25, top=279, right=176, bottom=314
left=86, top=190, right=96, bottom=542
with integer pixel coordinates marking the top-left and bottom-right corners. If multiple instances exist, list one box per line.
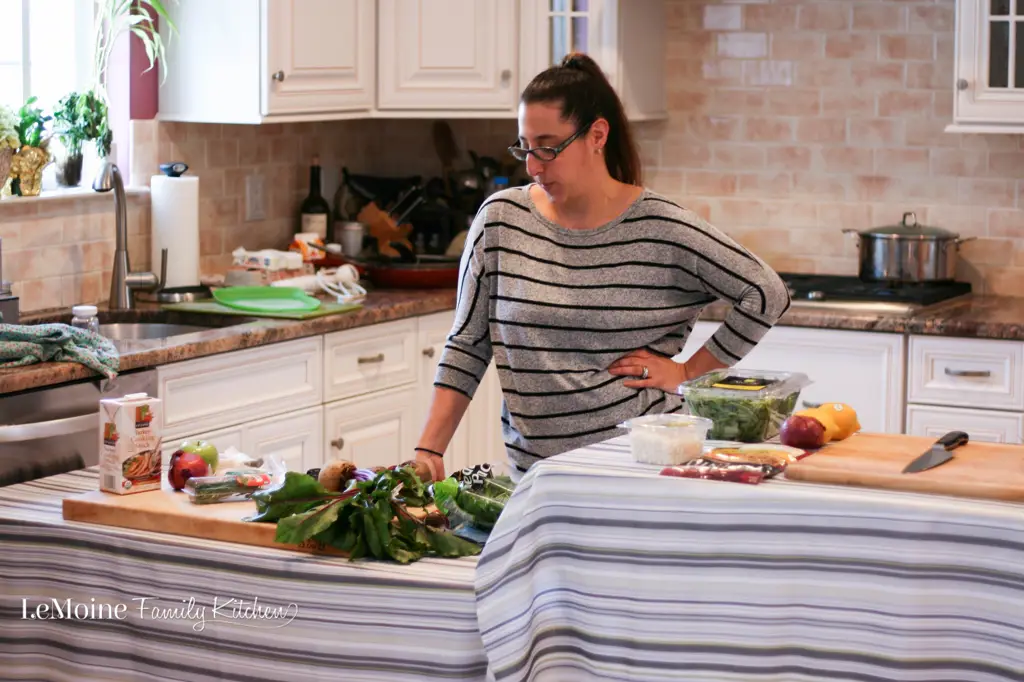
left=902, top=430, right=969, bottom=473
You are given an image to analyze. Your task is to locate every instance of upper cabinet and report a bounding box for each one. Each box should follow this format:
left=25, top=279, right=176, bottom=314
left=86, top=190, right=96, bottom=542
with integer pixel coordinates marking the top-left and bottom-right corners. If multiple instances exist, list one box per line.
left=157, top=0, right=666, bottom=123
left=377, top=0, right=518, bottom=113
left=520, top=0, right=666, bottom=121
left=950, top=0, right=1024, bottom=133
left=159, top=0, right=375, bottom=124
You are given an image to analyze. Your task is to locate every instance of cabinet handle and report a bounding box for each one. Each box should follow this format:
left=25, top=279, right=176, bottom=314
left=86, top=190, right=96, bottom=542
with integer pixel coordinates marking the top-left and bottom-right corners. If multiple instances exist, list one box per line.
left=802, top=401, right=822, bottom=409
left=331, top=437, right=345, bottom=450
left=358, top=353, right=385, bottom=364
left=944, top=367, right=991, bottom=378
left=272, top=70, right=286, bottom=82
left=422, top=347, right=435, bottom=358
left=500, top=69, right=512, bottom=84
left=957, top=78, right=968, bottom=91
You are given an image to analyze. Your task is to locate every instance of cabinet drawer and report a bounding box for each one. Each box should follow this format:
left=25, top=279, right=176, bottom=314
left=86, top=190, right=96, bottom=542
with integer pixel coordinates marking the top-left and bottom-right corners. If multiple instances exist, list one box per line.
left=908, top=336, right=1024, bottom=410
left=906, top=404, right=1024, bottom=444
left=324, top=319, right=417, bottom=402
left=157, top=337, right=323, bottom=438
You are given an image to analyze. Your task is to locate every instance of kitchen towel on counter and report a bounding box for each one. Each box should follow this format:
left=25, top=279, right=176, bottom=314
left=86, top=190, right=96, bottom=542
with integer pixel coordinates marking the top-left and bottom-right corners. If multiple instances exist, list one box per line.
left=0, top=324, right=118, bottom=379
left=151, top=169, right=200, bottom=288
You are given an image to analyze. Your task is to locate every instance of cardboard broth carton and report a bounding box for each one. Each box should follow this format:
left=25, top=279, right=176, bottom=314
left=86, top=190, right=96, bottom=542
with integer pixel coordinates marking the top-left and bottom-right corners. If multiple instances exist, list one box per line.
left=99, top=393, right=162, bottom=494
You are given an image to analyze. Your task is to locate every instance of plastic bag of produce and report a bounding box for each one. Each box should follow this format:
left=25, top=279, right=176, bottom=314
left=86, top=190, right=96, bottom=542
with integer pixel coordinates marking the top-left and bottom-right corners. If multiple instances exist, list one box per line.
left=433, top=470, right=517, bottom=539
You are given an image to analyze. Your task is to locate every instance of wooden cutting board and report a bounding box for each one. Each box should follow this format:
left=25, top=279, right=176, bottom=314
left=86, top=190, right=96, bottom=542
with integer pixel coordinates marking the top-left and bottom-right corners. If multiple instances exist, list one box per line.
left=784, top=432, right=1024, bottom=502
left=63, top=485, right=346, bottom=556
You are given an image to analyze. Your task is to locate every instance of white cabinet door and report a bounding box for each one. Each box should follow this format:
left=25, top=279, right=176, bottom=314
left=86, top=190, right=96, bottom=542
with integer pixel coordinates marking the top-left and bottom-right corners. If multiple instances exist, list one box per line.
left=906, top=404, right=1024, bottom=444
left=466, top=362, right=507, bottom=470
left=323, top=387, right=417, bottom=470
left=907, top=335, right=1024, bottom=411
left=244, top=406, right=325, bottom=474
left=323, top=319, right=418, bottom=403
left=263, top=0, right=376, bottom=115
left=416, top=312, right=471, bottom=474
left=951, top=0, right=1024, bottom=132
left=377, top=0, right=518, bottom=111
left=681, top=323, right=906, bottom=434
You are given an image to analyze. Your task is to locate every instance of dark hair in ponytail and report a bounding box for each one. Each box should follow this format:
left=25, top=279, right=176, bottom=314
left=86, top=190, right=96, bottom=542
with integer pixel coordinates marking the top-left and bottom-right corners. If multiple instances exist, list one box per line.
left=520, top=52, right=642, bottom=186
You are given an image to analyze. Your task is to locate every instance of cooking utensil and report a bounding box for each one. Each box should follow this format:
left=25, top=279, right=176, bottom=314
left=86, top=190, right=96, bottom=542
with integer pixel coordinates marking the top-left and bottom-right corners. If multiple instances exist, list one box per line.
left=902, top=430, right=969, bottom=473
left=842, top=212, right=976, bottom=283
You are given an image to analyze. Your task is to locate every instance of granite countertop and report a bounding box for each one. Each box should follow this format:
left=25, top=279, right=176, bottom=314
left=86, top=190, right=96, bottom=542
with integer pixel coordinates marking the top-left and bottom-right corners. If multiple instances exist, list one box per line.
left=700, top=294, right=1024, bottom=340
left=1, top=290, right=1021, bottom=397
left=0, top=289, right=457, bottom=396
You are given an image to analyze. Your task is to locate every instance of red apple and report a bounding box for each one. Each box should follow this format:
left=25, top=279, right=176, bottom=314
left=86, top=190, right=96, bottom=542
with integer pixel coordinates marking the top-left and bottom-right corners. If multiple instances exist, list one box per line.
left=169, top=450, right=209, bottom=490
left=779, top=415, right=828, bottom=450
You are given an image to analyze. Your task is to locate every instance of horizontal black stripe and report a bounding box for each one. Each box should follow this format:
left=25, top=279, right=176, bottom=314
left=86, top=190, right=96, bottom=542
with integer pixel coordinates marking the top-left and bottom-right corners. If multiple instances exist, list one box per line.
left=723, top=320, right=758, bottom=347
left=622, top=214, right=757, bottom=262
left=709, top=336, right=742, bottom=362
left=496, top=364, right=599, bottom=375
left=444, top=343, right=489, bottom=365
left=731, top=304, right=772, bottom=329
left=503, top=375, right=621, bottom=398
left=486, top=270, right=707, bottom=294
left=437, top=362, right=478, bottom=380
left=489, top=317, right=690, bottom=334
left=490, top=294, right=708, bottom=312
left=508, top=391, right=638, bottom=420
left=434, top=381, right=472, bottom=399
left=480, top=197, right=529, bottom=214
left=486, top=245, right=701, bottom=276
left=493, top=341, right=670, bottom=355
left=501, top=417, right=621, bottom=441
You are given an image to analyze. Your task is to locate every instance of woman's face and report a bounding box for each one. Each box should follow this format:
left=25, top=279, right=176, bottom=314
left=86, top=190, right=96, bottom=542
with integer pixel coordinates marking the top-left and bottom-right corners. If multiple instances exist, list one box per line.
left=516, top=101, right=604, bottom=203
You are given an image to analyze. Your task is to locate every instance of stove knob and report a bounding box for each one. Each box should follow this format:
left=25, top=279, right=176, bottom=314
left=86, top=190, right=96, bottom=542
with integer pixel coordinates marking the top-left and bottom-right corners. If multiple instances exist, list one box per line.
left=806, top=290, right=826, bottom=301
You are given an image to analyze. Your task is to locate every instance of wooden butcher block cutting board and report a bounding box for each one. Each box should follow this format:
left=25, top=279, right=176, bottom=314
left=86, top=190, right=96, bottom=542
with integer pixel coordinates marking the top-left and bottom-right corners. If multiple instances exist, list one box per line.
left=785, top=432, right=1024, bottom=503
left=63, top=485, right=345, bottom=556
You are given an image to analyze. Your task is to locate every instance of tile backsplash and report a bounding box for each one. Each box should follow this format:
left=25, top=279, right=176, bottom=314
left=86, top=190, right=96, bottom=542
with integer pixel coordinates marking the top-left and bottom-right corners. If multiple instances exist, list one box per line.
left=642, top=0, right=1024, bottom=296
left=3, top=0, right=1023, bottom=313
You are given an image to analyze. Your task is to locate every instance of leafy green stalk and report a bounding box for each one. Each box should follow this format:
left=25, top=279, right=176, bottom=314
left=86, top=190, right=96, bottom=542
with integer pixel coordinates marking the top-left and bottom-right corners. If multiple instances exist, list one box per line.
left=92, top=0, right=180, bottom=102
left=246, top=467, right=481, bottom=564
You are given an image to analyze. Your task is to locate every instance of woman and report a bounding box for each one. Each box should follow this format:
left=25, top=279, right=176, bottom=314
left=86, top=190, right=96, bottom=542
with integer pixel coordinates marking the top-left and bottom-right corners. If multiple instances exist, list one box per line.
left=413, top=53, right=791, bottom=482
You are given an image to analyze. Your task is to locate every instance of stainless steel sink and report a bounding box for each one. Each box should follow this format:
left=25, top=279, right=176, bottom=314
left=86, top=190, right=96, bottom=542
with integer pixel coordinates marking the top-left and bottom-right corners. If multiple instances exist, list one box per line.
left=98, top=323, right=216, bottom=340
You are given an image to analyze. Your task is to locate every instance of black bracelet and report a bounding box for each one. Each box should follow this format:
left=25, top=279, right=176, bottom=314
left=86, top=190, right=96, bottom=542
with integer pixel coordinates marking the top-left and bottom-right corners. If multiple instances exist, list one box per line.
left=414, top=447, right=444, bottom=458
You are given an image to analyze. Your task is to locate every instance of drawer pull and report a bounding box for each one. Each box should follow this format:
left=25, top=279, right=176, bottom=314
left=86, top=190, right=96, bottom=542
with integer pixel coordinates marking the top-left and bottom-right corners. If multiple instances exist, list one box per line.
left=422, top=347, right=435, bottom=358
left=330, top=437, right=345, bottom=449
left=944, top=368, right=991, bottom=378
left=357, top=353, right=385, bottom=364
left=802, top=401, right=822, bottom=409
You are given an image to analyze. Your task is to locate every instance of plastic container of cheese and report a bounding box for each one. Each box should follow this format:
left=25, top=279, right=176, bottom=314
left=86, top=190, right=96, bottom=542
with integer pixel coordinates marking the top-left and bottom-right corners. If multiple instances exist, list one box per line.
left=618, top=414, right=713, bottom=465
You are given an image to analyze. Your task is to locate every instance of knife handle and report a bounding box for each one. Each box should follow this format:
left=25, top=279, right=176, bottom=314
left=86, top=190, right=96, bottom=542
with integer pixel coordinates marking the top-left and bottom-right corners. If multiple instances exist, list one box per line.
left=937, top=430, right=969, bottom=450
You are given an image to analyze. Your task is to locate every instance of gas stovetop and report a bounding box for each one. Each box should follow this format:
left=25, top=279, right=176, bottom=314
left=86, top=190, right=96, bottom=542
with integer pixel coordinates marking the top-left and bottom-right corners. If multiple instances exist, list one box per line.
left=779, top=274, right=972, bottom=316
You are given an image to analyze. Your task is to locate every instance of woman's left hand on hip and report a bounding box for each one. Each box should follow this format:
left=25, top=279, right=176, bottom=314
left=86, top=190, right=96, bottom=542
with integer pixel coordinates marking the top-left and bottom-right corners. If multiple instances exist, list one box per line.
left=608, top=349, right=689, bottom=393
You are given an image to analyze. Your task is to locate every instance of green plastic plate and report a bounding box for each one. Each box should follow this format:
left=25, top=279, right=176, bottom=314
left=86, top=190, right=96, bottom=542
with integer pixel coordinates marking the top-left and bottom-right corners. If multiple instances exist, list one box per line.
left=212, top=286, right=322, bottom=313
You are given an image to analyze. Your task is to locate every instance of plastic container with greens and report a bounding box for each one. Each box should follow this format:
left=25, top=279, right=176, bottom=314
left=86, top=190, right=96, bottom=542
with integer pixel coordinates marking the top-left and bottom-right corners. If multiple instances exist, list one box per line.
left=677, top=369, right=811, bottom=443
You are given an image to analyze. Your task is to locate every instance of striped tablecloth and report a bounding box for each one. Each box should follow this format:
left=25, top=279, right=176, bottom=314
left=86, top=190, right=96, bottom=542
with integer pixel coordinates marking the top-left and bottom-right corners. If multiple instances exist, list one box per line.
left=475, top=437, right=1024, bottom=682
left=0, top=469, right=488, bottom=682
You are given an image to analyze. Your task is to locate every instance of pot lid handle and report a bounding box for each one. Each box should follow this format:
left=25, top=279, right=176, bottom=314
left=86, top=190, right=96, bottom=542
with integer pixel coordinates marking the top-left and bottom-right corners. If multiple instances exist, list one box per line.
left=902, top=211, right=919, bottom=228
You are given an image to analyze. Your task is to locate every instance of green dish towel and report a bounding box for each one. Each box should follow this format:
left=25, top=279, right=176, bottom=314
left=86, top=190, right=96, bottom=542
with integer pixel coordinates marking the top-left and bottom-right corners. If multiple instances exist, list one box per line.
left=0, top=323, right=119, bottom=379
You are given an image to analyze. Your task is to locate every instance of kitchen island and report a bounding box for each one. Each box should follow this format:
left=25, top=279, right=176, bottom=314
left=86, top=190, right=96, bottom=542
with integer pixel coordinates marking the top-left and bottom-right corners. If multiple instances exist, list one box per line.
left=2, top=436, right=1021, bottom=682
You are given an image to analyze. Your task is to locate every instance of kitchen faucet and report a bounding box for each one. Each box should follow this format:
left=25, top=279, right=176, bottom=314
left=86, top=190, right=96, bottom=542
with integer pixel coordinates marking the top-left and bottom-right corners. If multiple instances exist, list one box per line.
left=92, top=160, right=166, bottom=310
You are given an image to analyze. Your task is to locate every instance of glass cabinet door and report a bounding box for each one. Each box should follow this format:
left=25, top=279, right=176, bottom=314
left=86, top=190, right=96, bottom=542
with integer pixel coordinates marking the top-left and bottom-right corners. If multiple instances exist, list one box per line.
left=546, top=0, right=592, bottom=65
left=986, top=0, right=1024, bottom=89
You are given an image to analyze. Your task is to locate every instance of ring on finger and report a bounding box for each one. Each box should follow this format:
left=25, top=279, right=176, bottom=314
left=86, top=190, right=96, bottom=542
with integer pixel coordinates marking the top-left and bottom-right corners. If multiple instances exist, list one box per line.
left=640, top=365, right=649, bottom=380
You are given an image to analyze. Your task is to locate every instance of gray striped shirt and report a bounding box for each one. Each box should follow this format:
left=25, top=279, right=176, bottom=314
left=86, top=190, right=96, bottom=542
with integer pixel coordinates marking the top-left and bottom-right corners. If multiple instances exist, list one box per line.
left=434, top=185, right=791, bottom=471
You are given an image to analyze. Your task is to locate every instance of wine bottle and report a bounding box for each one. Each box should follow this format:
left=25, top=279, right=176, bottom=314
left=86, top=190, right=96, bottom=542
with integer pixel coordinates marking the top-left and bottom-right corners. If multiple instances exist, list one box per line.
left=299, top=155, right=330, bottom=240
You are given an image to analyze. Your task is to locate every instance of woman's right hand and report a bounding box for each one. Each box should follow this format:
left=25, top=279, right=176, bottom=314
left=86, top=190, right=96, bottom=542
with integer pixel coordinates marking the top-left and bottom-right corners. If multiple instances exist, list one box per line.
left=414, top=449, right=447, bottom=482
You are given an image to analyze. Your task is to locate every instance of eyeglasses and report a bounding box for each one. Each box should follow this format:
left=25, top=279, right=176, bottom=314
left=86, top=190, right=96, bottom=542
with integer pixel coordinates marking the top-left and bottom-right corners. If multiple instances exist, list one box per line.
left=508, top=122, right=593, bottom=162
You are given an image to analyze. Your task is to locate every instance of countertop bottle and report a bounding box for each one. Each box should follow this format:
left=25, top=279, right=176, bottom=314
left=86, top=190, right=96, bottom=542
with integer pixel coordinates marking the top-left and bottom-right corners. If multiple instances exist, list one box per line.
left=71, top=305, right=100, bottom=334
left=300, top=155, right=330, bottom=240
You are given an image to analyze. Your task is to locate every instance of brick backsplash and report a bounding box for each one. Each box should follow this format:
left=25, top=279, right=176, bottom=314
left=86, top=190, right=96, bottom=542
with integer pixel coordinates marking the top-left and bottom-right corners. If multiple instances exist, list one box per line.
left=3, top=0, right=1023, bottom=314
left=646, top=0, right=1024, bottom=296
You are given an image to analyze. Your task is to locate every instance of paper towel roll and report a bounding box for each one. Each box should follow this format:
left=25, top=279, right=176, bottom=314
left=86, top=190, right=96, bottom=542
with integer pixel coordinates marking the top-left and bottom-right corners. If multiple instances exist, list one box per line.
left=150, top=173, right=200, bottom=288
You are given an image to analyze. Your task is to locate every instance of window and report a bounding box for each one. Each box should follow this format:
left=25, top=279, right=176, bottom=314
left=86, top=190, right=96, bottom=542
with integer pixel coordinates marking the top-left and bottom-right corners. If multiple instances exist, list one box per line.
left=1, top=0, right=94, bottom=114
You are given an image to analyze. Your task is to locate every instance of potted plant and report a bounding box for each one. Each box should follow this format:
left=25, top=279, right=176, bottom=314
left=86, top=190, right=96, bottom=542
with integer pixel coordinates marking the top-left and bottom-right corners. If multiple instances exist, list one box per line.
left=52, top=91, right=110, bottom=187
left=90, top=0, right=177, bottom=169
left=0, top=105, right=17, bottom=196
left=8, top=97, right=52, bottom=197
